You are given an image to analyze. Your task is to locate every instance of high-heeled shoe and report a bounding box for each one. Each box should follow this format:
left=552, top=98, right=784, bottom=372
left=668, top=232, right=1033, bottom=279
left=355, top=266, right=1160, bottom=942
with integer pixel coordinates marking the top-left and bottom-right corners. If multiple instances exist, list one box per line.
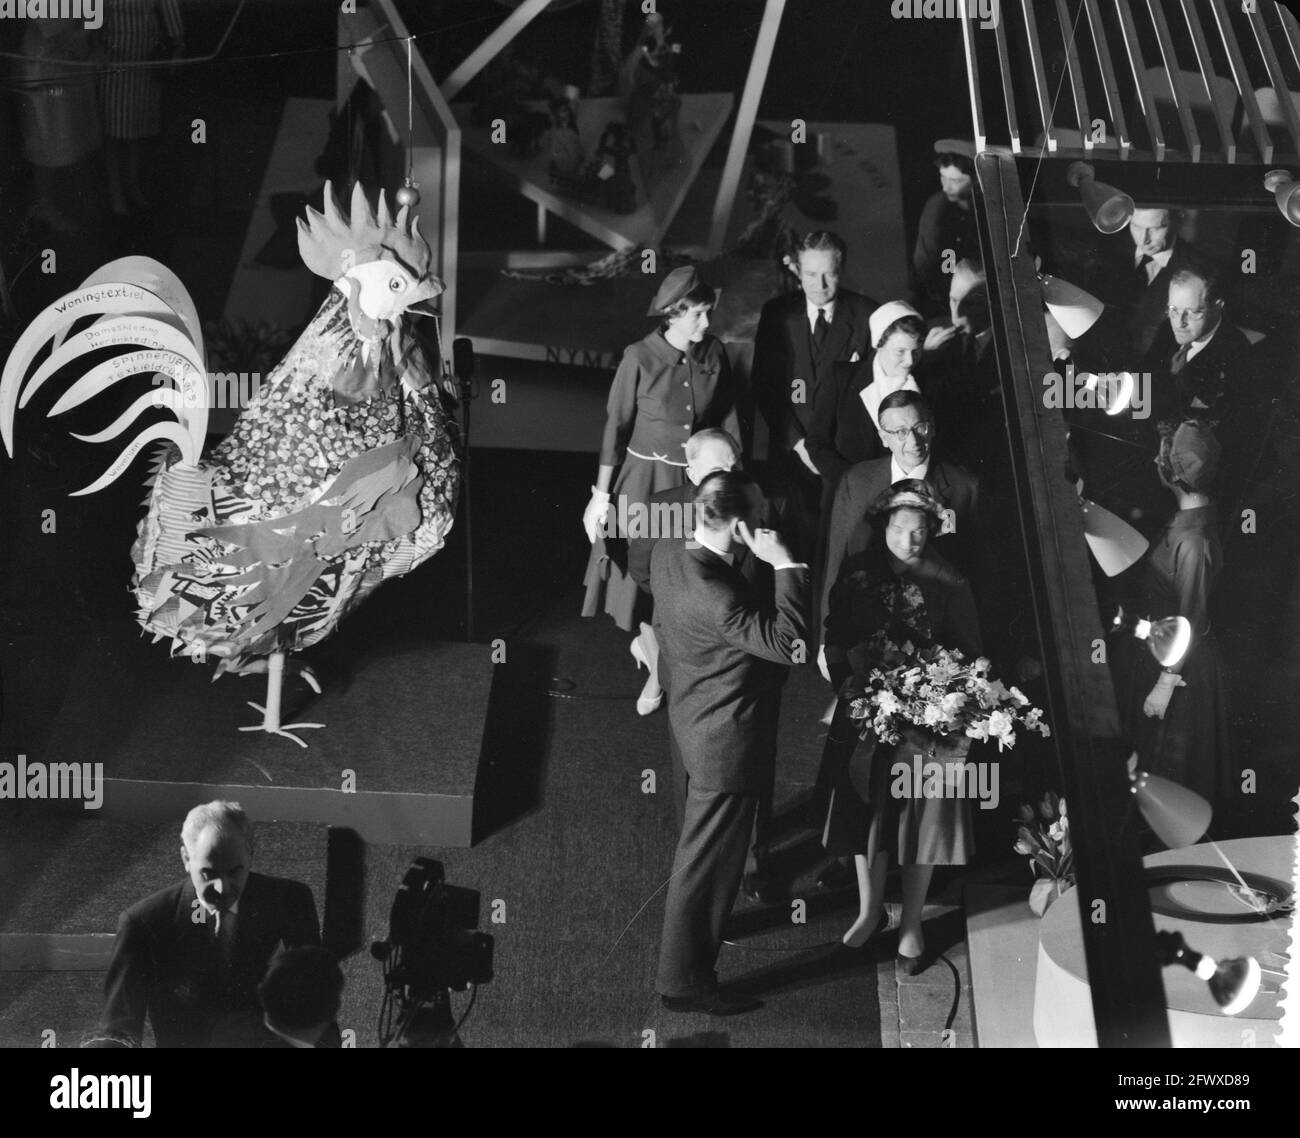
left=895, top=947, right=932, bottom=976
left=630, top=638, right=663, bottom=716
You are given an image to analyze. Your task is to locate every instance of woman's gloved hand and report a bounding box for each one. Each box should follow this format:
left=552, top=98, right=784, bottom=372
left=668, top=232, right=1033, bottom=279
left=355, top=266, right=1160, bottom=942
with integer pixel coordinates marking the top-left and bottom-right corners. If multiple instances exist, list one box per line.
left=583, top=486, right=612, bottom=544
left=1142, top=670, right=1186, bottom=719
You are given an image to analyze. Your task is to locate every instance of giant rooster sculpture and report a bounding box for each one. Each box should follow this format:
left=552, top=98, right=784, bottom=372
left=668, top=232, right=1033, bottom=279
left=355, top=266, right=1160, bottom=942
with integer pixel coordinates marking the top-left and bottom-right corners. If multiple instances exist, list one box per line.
left=1, top=183, right=461, bottom=744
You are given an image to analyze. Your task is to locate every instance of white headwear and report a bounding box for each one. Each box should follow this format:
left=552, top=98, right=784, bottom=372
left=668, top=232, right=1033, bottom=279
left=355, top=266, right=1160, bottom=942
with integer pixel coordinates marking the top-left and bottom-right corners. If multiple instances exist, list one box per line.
left=869, top=301, right=922, bottom=347
left=1040, top=274, right=1104, bottom=340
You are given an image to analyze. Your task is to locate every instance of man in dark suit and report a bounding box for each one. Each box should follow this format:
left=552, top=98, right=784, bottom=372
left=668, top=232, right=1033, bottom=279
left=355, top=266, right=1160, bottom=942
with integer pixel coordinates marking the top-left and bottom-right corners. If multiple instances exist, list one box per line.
left=751, top=232, right=876, bottom=551
left=1142, top=263, right=1262, bottom=523
left=819, top=391, right=979, bottom=633
left=103, top=800, right=322, bottom=1047
left=652, top=470, right=808, bottom=1014
left=1092, top=207, right=1197, bottom=356
left=630, top=430, right=788, bottom=904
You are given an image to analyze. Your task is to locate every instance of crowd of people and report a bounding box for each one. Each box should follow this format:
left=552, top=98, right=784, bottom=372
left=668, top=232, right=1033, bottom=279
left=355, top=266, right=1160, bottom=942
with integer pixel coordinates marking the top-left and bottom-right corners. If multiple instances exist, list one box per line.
left=580, top=139, right=1287, bottom=1014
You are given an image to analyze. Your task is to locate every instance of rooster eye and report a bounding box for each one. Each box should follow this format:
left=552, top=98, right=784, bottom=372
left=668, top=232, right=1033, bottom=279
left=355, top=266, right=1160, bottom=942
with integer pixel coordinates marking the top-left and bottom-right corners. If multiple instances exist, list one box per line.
left=388, top=278, right=403, bottom=292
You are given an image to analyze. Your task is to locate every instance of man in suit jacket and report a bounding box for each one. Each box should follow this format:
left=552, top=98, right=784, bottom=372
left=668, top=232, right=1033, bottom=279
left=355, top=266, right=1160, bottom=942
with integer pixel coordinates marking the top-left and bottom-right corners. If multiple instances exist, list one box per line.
left=630, top=430, right=789, bottom=903
left=819, top=391, right=979, bottom=633
left=651, top=470, right=808, bottom=1014
left=1092, top=207, right=1197, bottom=356
left=103, top=801, right=321, bottom=1047
left=1142, top=263, right=1264, bottom=525
left=751, top=233, right=876, bottom=558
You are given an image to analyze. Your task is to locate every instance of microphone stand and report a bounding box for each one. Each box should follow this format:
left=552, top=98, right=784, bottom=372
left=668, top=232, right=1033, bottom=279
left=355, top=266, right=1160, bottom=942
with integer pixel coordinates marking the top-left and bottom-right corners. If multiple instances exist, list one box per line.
left=450, top=338, right=477, bottom=642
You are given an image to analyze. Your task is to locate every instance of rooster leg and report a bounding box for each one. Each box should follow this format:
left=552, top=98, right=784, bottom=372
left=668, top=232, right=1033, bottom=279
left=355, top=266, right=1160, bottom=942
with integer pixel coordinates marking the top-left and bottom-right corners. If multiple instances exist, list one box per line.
left=238, top=650, right=325, bottom=748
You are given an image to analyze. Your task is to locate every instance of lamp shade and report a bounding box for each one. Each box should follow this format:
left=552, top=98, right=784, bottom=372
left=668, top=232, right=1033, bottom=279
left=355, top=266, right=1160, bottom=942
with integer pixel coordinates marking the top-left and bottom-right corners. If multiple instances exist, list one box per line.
left=1066, top=162, right=1135, bottom=234
left=1142, top=615, right=1192, bottom=668
left=1155, top=931, right=1262, bottom=1015
left=1040, top=273, right=1104, bottom=339
left=1081, top=498, right=1149, bottom=576
left=1263, top=170, right=1300, bottom=227
left=1130, top=767, right=1213, bottom=847
left=1211, top=956, right=1262, bottom=1015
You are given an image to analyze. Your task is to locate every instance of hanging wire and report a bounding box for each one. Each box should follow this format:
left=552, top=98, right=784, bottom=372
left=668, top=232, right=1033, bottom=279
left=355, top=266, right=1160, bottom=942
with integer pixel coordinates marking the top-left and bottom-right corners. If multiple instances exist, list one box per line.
left=406, top=35, right=415, bottom=184
left=1011, top=0, right=1089, bottom=260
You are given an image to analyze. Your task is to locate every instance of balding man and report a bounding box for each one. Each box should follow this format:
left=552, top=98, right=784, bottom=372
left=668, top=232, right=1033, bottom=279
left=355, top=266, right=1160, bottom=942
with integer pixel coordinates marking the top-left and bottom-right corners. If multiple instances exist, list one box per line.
left=103, top=800, right=321, bottom=1047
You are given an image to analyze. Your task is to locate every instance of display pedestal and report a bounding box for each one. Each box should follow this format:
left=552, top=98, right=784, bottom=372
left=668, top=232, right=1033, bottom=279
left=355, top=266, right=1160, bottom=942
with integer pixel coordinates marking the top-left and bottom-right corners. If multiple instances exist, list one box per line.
left=40, top=626, right=495, bottom=847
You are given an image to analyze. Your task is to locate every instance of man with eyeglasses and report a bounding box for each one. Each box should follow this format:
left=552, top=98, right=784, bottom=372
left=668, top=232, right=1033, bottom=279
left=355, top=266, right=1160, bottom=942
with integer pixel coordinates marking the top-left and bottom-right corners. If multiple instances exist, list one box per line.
left=818, top=391, right=978, bottom=630
left=1146, top=265, right=1253, bottom=425
left=1143, top=263, right=1268, bottom=525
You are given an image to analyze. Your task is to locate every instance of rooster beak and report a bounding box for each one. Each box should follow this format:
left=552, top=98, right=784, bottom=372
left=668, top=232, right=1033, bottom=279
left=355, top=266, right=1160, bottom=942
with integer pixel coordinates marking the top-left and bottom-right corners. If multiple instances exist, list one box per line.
left=407, top=299, right=441, bottom=319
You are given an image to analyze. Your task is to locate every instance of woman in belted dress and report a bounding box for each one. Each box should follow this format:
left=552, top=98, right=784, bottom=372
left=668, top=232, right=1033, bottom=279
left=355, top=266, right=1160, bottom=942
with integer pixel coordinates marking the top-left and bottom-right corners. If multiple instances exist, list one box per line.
left=582, top=266, right=740, bottom=714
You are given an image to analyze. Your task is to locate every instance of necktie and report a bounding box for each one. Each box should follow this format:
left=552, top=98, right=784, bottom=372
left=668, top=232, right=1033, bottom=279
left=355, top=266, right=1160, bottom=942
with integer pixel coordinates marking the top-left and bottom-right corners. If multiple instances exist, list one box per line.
left=212, top=909, right=236, bottom=972
left=961, top=331, right=977, bottom=373
left=813, top=308, right=829, bottom=352
left=1170, top=342, right=1191, bottom=375
left=1135, top=254, right=1152, bottom=286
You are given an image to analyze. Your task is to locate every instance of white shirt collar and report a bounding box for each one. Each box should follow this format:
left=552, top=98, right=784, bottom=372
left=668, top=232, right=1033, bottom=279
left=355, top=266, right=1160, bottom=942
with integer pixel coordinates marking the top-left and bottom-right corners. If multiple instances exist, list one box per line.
left=693, top=529, right=735, bottom=565
left=1135, top=244, right=1175, bottom=284
left=891, top=455, right=930, bottom=483
left=807, top=296, right=836, bottom=330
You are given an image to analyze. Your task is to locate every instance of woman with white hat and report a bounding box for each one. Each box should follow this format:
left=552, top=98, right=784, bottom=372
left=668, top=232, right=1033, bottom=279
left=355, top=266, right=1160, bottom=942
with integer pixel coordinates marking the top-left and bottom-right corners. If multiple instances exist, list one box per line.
left=804, top=301, right=928, bottom=483
left=582, top=266, right=740, bottom=715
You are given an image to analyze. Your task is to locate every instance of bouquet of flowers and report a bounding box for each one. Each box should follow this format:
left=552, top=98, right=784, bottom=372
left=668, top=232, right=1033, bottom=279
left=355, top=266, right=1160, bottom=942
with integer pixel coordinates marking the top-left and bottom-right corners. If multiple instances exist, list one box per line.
left=845, top=629, right=1052, bottom=750
left=1014, top=791, right=1074, bottom=915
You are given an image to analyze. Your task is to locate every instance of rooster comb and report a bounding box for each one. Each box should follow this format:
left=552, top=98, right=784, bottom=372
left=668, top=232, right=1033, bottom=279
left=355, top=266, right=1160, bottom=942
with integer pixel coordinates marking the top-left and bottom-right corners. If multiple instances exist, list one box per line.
left=296, top=181, right=433, bottom=283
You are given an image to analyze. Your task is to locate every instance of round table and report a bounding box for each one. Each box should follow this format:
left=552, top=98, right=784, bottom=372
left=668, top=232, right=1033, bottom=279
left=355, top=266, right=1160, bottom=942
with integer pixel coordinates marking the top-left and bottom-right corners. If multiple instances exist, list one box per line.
left=1033, top=836, right=1293, bottom=1047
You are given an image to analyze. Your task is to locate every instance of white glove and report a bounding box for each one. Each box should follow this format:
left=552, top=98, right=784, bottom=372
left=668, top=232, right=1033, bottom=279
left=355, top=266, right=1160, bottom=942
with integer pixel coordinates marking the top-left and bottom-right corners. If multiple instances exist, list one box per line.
left=583, top=487, right=612, bottom=544
left=1142, top=671, right=1186, bottom=719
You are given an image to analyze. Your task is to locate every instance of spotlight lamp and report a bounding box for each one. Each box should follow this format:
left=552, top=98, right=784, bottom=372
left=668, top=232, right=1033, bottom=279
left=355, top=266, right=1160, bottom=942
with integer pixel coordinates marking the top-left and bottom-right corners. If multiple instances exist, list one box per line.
left=1155, top=931, right=1261, bottom=1015
left=1109, top=605, right=1192, bottom=668
left=1066, top=162, right=1135, bottom=234
left=1128, top=763, right=1212, bottom=848
left=1263, top=170, right=1300, bottom=227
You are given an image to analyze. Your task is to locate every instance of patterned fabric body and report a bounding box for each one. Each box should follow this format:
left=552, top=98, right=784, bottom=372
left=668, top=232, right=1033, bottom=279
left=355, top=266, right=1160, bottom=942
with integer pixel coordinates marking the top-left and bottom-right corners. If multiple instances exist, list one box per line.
left=131, top=287, right=460, bottom=670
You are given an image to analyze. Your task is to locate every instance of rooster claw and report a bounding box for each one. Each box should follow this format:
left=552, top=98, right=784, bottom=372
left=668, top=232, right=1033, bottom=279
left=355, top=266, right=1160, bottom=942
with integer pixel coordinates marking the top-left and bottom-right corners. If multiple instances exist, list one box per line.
left=241, top=701, right=325, bottom=749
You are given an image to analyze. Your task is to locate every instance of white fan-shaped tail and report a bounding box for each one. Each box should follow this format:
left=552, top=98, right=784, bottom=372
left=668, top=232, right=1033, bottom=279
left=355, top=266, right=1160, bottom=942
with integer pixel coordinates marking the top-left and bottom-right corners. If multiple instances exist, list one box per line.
left=71, top=388, right=188, bottom=444
left=1, top=282, right=178, bottom=456
left=23, top=316, right=205, bottom=417
left=71, top=421, right=198, bottom=497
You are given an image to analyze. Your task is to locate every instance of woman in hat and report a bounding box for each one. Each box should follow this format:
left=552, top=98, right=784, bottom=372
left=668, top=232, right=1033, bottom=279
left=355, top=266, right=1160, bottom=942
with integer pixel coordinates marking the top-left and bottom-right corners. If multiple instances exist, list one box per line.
left=1123, top=419, right=1228, bottom=803
left=582, top=266, right=739, bottom=714
left=819, top=479, right=981, bottom=971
